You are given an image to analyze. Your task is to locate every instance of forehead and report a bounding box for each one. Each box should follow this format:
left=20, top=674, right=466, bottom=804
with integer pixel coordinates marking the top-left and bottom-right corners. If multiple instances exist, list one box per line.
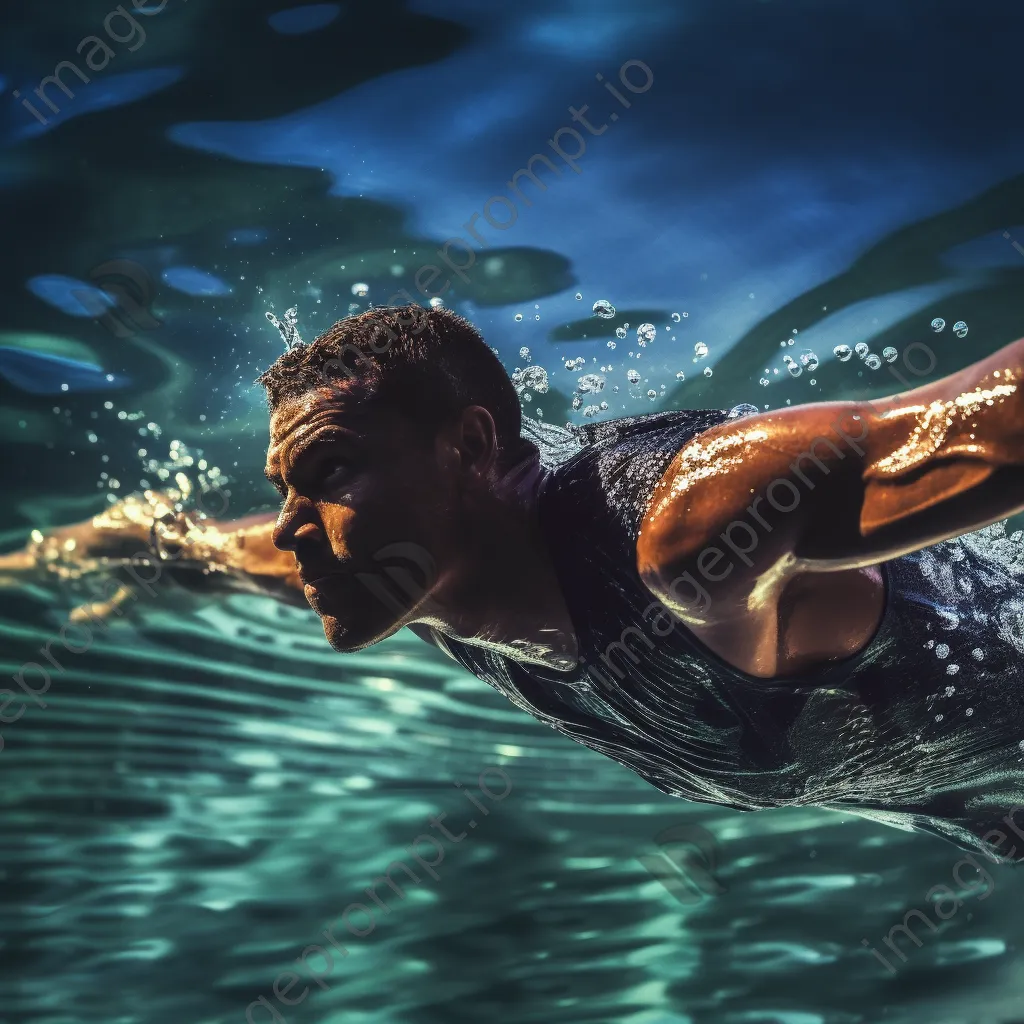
left=267, top=386, right=365, bottom=458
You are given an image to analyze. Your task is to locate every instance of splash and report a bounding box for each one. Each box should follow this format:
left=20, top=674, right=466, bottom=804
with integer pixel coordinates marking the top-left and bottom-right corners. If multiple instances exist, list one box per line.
left=265, top=306, right=305, bottom=351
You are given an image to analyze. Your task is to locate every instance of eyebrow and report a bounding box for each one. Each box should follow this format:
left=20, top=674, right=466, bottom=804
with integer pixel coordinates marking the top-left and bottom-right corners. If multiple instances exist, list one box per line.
left=264, top=467, right=286, bottom=495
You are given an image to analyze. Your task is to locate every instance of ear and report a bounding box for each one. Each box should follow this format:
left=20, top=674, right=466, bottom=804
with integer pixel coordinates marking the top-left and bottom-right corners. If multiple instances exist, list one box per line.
left=456, top=406, right=500, bottom=478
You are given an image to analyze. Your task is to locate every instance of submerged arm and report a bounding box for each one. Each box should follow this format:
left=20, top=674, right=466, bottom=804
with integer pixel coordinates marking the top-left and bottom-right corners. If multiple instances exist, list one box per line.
left=0, top=494, right=309, bottom=616
left=637, top=336, right=1024, bottom=626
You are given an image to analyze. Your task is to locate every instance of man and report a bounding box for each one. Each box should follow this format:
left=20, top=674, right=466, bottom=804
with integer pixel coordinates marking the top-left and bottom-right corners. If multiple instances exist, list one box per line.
left=5, top=305, right=1024, bottom=860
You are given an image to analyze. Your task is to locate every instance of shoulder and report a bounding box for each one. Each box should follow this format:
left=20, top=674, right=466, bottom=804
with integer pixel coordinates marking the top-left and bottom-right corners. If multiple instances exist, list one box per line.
left=543, top=409, right=733, bottom=540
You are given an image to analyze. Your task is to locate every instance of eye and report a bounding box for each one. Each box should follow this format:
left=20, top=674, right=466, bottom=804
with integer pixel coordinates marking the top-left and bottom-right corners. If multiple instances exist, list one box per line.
left=321, top=458, right=351, bottom=485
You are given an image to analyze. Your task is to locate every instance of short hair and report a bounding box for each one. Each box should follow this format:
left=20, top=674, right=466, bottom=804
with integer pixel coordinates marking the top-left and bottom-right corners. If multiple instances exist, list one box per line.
left=256, top=305, right=537, bottom=471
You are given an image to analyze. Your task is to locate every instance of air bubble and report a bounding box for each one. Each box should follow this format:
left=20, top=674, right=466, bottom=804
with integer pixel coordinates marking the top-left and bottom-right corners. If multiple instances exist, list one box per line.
left=637, top=323, right=657, bottom=343
left=833, top=344, right=853, bottom=362
left=703, top=366, right=713, bottom=377
left=693, top=341, right=708, bottom=360
left=592, top=299, right=616, bottom=319
left=953, top=320, right=968, bottom=338
left=351, top=282, right=369, bottom=297
left=882, top=346, right=898, bottom=363
left=931, top=317, right=945, bottom=332
left=671, top=312, right=681, bottom=322
left=864, top=354, right=882, bottom=370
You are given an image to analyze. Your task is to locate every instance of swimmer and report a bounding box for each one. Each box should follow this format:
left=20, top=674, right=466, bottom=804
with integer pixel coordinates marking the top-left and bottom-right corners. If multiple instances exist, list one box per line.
left=5, top=305, right=1024, bottom=860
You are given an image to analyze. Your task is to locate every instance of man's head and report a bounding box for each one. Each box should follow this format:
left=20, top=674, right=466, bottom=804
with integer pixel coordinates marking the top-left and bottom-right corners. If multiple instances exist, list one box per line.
left=258, top=304, right=536, bottom=651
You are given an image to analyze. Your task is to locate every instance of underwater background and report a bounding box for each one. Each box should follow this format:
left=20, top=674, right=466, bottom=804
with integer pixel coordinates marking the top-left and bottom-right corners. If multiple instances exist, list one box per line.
left=3, top=1, right=1024, bottom=1022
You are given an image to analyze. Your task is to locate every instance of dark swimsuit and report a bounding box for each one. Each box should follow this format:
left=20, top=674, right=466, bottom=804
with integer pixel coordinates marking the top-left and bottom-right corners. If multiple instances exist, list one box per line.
left=436, top=410, right=1024, bottom=860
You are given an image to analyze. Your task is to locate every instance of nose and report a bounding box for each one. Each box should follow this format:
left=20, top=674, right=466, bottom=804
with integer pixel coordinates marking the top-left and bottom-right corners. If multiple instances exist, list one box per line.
left=271, top=493, right=323, bottom=552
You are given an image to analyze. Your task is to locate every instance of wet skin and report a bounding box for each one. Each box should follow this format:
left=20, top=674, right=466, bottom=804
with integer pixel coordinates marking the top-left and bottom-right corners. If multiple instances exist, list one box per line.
left=638, top=336, right=1024, bottom=677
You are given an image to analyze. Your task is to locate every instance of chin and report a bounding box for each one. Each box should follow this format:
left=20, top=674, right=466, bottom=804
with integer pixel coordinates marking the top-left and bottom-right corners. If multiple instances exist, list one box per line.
left=321, top=612, right=400, bottom=653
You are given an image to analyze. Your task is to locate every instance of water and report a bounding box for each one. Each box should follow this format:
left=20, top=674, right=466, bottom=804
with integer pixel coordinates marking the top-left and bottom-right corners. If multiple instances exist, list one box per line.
left=4, top=1, right=1024, bottom=1022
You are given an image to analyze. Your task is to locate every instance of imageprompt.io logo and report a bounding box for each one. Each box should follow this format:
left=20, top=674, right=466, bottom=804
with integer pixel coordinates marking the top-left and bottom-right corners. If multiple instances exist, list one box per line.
left=637, top=823, right=726, bottom=904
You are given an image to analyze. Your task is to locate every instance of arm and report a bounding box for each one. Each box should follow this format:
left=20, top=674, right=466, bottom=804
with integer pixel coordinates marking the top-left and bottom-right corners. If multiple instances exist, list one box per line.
left=0, top=494, right=310, bottom=616
left=636, top=336, right=1024, bottom=628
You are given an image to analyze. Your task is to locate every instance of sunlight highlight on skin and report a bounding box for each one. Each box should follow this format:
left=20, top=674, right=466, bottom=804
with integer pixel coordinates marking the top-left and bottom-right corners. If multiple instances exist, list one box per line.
left=647, top=428, right=770, bottom=519
left=873, top=375, right=1018, bottom=476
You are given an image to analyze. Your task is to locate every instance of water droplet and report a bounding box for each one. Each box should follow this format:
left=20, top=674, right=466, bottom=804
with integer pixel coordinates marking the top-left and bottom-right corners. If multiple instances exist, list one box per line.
left=576, top=373, right=606, bottom=394
left=833, top=344, right=853, bottom=362
left=429, top=296, right=444, bottom=308
left=882, top=346, right=898, bottom=363
left=931, top=317, right=945, bottom=332
left=592, top=299, right=616, bottom=319
left=351, top=282, right=369, bottom=297
left=971, top=647, right=985, bottom=661
left=728, top=403, right=759, bottom=419
left=575, top=292, right=583, bottom=300
left=935, top=643, right=950, bottom=659
left=953, top=320, right=968, bottom=339
left=514, top=313, right=523, bottom=321
left=946, top=664, right=960, bottom=675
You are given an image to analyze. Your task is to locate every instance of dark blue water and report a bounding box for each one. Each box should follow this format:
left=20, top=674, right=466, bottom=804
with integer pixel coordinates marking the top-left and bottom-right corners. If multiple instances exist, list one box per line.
left=3, top=2, right=1024, bottom=1022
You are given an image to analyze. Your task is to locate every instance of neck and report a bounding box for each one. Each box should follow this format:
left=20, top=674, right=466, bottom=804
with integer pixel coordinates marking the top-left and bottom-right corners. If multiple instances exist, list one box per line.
left=416, top=452, right=579, bottom=671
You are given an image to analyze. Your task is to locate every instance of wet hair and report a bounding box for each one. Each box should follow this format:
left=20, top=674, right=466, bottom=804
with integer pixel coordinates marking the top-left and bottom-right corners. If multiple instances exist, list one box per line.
left=256, top=305, right=537, bottom=471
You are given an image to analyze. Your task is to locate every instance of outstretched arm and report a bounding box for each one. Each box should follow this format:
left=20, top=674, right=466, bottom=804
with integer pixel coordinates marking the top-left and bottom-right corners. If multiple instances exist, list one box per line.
left=0, top=494, right=309, bottom=617
left=637, top=336, right=1024, bottom=628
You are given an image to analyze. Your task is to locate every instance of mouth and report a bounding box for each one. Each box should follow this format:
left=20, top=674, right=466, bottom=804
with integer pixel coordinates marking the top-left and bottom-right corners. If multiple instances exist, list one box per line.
left=300, top=571, right=345, bottom=589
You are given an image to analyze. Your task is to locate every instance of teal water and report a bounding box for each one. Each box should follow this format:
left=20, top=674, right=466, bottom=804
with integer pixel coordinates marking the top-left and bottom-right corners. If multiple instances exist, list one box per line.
left=4, top=2, right=1024, bottom=1022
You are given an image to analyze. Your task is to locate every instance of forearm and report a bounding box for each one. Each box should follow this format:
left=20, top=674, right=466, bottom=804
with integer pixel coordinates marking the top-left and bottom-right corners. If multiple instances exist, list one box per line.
left=155, top=510, right=308, bottom=605
left=1, top=497, right=308, bottom=609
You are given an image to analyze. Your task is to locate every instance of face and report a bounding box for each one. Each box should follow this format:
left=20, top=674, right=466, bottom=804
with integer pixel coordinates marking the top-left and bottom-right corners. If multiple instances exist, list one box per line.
left=265, top=386, right=464, bottom=651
